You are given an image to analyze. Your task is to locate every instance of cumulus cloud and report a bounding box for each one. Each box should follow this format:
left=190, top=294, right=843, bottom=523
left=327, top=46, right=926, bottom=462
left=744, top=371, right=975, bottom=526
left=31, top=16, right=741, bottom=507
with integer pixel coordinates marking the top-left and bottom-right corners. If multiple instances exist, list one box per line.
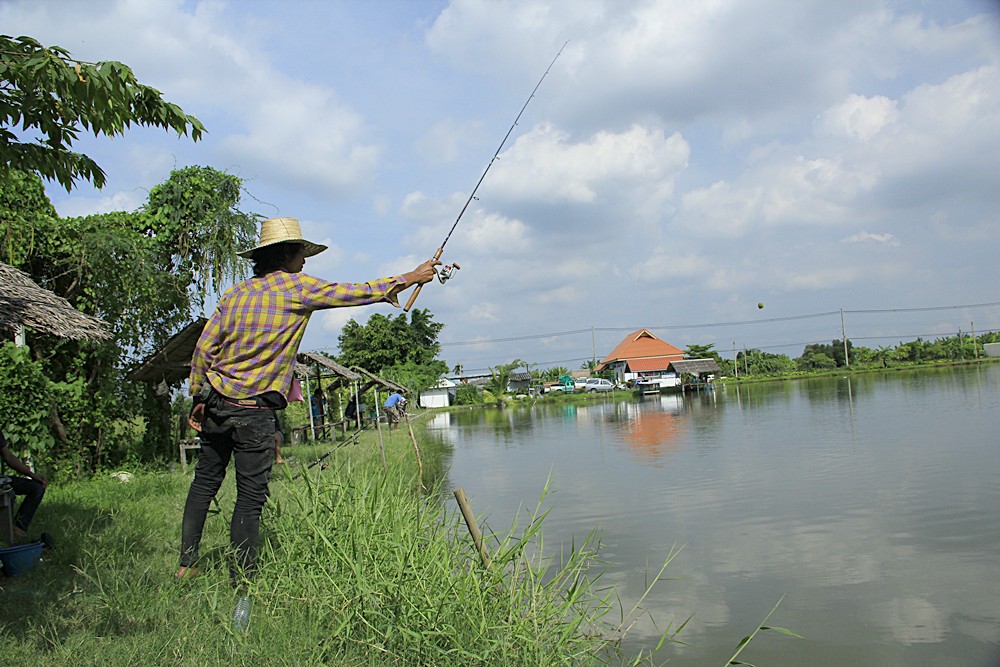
left=488, top=123, right=688, bottom=206
left=218, top=84, right=382, bottom=196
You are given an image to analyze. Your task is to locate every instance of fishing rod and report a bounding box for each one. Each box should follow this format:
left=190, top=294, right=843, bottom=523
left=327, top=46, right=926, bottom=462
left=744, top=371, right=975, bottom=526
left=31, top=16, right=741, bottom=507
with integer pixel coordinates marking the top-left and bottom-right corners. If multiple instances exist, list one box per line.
left=404, top=41, right=569, bottom=312
left=291, top=424, right=369, bottom=481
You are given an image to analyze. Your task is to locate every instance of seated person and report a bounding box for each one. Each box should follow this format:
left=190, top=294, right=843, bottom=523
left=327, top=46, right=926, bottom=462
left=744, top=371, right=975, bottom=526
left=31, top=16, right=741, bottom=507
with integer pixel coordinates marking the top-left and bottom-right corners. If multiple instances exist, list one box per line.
left=1, top=429, right=48, bottom=542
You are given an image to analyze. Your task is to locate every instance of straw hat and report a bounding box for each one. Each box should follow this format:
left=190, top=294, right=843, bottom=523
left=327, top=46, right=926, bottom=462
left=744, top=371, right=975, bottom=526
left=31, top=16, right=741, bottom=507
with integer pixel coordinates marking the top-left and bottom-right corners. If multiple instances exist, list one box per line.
left=237, top=217, right=327, bottom=259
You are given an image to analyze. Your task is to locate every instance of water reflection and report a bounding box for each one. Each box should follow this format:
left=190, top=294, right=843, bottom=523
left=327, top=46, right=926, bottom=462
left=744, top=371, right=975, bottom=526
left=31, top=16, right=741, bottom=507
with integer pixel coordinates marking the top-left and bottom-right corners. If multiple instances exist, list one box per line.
left=617, top=395, right=686, bottom=463
left=438, top=366, right=1000, bottom=666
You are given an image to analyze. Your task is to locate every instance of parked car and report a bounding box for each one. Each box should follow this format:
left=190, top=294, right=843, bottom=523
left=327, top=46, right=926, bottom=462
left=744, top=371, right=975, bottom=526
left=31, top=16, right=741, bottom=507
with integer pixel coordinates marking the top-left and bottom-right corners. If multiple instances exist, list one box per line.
left=574, top=378, right=589, bottom=390
left=584, top=378, right=614, bottom=393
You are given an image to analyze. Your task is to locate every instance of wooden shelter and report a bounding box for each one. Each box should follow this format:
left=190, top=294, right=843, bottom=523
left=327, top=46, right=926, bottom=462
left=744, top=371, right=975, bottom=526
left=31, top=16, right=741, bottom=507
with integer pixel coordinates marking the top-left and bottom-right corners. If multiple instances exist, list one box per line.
left=0, top=263, right=110, bottom=542
left=296, top=351, right=362, bottom=440
left=668, top=358, right=721, bottom=392
left=0, top=262, right=110, bottom=342
left=350, top=365, right=409, bottom=426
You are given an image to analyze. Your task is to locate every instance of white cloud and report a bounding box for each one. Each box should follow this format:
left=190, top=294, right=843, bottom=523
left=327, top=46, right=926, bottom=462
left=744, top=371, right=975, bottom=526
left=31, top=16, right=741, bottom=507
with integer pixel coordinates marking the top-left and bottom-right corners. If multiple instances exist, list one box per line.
left=218, top=83, right=382, bottom=197
left=54, top=190, right=145, bottom=219
left=842, top=231, right=901, bottom=247
left=816, top=93, right=900, bottom=142
left=488, top=123, right=688, bottom=207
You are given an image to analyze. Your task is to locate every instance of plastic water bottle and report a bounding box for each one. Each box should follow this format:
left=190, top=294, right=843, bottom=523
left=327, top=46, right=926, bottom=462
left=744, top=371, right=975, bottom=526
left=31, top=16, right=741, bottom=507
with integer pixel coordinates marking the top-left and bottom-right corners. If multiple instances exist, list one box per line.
left=232, top=595, right=252, bottom=632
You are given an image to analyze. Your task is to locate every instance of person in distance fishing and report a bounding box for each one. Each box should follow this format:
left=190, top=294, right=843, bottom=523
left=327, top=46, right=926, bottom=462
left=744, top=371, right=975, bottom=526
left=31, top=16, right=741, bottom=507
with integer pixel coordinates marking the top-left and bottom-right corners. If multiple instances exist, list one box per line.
left=177, top=217, right=439, bottom=587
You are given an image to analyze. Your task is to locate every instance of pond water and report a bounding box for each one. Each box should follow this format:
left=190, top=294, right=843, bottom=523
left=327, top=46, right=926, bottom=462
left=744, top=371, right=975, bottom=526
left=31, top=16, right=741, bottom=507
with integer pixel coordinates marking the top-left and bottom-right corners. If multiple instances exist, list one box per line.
left=428, top=364, right=1000, bottom=666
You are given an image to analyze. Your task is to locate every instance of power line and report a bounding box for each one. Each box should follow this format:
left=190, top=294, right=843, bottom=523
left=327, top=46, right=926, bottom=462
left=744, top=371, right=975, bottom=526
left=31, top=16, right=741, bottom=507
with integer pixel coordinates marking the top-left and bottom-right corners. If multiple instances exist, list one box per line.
left=442, top=328, right=592, bottom=347
left=440, top=299, right=1000, bottom=348
left=845, top=301, right=1000, bottom=315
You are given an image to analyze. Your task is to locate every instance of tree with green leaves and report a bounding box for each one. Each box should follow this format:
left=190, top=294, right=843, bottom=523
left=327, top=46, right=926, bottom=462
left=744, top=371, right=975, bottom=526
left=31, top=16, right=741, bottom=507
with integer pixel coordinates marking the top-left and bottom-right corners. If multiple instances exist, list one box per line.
left=485, top=360, right=525, bottom=397
left=738, top=348, right=795, bottom=376
left=684, top=343, right=724, bottom=363
left=541, top=366, right=570, bottom=381
left=336, top=308, right=448, bottom=396
left=1, top=34, right=205, bottom=191
left=0, top=166, right=256, bottom=469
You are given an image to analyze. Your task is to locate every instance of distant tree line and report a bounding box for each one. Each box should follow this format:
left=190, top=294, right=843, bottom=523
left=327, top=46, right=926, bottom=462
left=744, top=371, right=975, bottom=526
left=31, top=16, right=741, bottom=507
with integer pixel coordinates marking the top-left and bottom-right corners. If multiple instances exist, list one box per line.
left=695, top=331, right=997, bottom=378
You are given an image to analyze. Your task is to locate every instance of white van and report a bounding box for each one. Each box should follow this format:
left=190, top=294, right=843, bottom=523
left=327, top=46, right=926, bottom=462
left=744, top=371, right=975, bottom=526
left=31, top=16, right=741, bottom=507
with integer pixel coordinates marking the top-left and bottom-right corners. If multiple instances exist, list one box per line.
left=583, top=378, right=614, bottom=393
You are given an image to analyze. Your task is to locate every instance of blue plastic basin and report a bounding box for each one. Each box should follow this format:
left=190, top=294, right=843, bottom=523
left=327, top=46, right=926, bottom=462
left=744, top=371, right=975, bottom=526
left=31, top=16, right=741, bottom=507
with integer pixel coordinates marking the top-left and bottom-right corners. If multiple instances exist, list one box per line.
left=0, top=541, right=43, bottom=576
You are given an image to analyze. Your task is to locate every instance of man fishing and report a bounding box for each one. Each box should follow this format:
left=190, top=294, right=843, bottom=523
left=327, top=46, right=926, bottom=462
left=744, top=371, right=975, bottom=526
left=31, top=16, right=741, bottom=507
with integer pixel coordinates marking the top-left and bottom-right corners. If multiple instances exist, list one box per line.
left=176, top=217, right=438, bottom=627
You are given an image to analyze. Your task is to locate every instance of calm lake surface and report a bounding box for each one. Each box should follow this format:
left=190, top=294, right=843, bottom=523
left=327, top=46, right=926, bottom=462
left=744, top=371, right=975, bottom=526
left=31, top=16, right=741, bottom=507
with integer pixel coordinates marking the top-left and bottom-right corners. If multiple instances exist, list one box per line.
left=427, top=364, right=1000, bottom=666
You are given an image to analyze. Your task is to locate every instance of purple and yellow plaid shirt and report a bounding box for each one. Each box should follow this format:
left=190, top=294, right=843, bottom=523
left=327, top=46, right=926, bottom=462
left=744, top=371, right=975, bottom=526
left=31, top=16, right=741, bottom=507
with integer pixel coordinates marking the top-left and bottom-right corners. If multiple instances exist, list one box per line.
left=190, top=270, right=404, bottom=400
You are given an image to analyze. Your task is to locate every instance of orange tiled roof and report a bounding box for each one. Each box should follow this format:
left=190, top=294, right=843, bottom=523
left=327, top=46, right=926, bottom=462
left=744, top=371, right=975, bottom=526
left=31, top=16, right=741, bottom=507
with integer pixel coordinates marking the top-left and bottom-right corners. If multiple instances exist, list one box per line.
left=598, top=329, right=684, bottom=370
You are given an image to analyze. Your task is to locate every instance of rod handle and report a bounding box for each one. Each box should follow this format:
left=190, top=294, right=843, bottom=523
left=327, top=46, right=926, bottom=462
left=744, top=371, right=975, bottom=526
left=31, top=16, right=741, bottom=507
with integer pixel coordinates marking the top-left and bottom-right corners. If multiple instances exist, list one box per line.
left=403, top=247, right=444, bottom=312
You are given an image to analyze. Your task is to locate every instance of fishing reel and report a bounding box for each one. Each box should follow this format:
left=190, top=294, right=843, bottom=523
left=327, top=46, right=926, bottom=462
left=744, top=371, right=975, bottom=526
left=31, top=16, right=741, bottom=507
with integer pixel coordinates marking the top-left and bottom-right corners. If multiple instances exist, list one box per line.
left=437, top=262, right=461, bottom=284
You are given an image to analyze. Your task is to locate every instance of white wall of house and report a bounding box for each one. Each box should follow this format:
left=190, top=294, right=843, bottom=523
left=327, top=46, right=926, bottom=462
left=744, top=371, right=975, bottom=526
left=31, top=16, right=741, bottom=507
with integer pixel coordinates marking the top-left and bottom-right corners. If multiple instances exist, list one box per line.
left=419, top=388, right=452, bottom=408
left=419, top=378, right=457, bottom=408
left=624, top=370, right=680, bottom=387
left=984, top=342, right=1000, bottom=358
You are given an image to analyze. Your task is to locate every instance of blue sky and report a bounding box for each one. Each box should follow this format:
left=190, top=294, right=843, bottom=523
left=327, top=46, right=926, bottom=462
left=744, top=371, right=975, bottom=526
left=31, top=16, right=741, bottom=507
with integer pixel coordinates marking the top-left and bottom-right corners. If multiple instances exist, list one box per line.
left=4, top=0, right=1000, bottom=374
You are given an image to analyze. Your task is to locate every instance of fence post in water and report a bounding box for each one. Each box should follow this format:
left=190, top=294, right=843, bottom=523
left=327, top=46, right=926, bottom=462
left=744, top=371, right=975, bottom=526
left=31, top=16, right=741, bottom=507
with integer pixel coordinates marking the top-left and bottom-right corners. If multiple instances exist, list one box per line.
left=454, top=488, right=492, bottom=570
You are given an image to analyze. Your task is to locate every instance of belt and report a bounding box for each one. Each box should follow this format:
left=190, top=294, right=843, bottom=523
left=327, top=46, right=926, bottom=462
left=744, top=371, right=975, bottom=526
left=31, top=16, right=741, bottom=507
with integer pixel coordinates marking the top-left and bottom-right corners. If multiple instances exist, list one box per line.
left=223, top=397, right=273, bottom=409
left=211, top=388, right=286, bottom=410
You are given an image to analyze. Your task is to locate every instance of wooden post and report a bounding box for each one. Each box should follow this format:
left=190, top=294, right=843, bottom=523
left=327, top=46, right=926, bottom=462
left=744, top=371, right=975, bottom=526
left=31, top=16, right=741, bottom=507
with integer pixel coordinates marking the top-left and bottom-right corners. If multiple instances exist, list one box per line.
left=453, top=488, right=492, bottom=570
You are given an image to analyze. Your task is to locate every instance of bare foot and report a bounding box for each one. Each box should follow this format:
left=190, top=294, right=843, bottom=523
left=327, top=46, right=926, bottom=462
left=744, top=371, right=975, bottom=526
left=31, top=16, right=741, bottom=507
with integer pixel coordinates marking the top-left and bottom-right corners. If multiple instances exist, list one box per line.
left=175, top=566, right=201, bottom=579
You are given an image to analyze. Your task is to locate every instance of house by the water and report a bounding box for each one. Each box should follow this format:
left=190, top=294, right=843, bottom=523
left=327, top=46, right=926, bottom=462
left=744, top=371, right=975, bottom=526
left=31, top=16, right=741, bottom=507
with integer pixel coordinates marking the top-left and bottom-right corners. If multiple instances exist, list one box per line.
left=597, top=329, right=685, bottom=389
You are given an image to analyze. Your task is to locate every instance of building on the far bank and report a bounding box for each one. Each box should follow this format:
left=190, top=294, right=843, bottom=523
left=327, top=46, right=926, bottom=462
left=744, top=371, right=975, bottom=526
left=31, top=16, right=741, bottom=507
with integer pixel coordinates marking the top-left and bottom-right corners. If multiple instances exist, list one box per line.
left=597, top=329, right=685, bottom=388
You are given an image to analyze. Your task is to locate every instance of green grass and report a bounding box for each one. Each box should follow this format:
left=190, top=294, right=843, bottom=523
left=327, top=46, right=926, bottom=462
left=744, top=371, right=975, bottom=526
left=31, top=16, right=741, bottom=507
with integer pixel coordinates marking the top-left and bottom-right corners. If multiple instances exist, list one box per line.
left=0, top=423, right=681, bottom=666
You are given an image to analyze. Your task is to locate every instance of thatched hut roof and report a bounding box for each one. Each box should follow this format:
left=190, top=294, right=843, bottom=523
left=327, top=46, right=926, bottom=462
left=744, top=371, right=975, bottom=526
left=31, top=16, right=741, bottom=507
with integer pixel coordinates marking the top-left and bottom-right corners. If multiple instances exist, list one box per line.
left=126, top=317, right=208, bottom=384
left=0, top=262, right=111, bottom=341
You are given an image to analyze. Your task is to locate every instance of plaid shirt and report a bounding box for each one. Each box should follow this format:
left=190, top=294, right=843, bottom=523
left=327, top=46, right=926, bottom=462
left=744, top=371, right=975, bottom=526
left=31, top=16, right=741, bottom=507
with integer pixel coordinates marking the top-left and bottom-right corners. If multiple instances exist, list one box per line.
left=190, top=270, right=404, bottom=400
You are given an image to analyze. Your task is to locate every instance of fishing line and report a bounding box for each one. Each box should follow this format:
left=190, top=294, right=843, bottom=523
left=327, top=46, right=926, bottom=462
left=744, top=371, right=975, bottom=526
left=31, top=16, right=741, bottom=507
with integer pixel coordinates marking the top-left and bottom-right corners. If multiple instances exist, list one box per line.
left=403, top=41, right=569, bottom=312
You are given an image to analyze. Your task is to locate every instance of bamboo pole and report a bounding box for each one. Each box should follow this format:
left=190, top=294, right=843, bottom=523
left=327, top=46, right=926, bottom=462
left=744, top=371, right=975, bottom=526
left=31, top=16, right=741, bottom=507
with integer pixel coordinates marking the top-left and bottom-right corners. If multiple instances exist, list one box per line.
left=375, top=410, right=388, bottom=472
left=453, top=488, right=492, bottom=570
left=404, top=412, right=424, bottom=489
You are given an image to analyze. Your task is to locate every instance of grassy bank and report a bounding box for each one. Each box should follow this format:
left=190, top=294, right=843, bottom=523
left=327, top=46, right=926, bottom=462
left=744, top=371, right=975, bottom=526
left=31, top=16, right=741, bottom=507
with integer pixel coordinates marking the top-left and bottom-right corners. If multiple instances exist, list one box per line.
left=0, top=421, right=672, bottom=666
left=714, top=356, right=1000, bottom=386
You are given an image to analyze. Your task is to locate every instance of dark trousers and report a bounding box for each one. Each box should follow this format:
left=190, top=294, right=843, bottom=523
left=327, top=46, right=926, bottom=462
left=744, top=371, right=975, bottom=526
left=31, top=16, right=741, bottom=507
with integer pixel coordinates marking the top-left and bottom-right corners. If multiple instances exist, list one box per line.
left=180, top=392, right=277, bottom=583
left=10, top=476, right=45, bottom=532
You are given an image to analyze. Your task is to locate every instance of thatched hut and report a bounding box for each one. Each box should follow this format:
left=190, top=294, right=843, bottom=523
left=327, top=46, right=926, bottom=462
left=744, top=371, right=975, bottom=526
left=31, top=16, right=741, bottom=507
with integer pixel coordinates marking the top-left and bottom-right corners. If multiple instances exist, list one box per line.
left=0, top=262, right=110, bottom=341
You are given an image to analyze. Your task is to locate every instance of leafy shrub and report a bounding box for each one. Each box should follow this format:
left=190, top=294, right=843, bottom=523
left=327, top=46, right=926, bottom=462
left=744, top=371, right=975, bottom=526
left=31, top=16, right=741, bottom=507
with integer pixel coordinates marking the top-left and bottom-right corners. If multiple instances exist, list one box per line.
left=0, top=342, right=58, bottom=455
left=454, top=383, right=481, bottom=405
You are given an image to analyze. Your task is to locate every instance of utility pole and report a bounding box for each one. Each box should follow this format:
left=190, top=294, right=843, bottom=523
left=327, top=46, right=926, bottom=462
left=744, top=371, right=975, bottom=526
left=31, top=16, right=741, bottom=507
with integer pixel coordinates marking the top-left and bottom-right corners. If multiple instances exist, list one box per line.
left=592, top=325, right=597, bottom=370
left=733, top=341, right=738, bottom=379
left=972, top=321, right=979, bottom=359
left=840, top=308, right=850, bottom=368
left=743, top=345, right=749, bottom=376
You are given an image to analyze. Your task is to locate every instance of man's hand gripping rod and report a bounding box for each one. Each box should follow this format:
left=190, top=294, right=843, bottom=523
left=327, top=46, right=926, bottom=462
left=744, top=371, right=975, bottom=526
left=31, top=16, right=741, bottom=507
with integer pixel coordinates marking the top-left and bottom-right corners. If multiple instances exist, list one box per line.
left=404, top=41, right=568, bottom=312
